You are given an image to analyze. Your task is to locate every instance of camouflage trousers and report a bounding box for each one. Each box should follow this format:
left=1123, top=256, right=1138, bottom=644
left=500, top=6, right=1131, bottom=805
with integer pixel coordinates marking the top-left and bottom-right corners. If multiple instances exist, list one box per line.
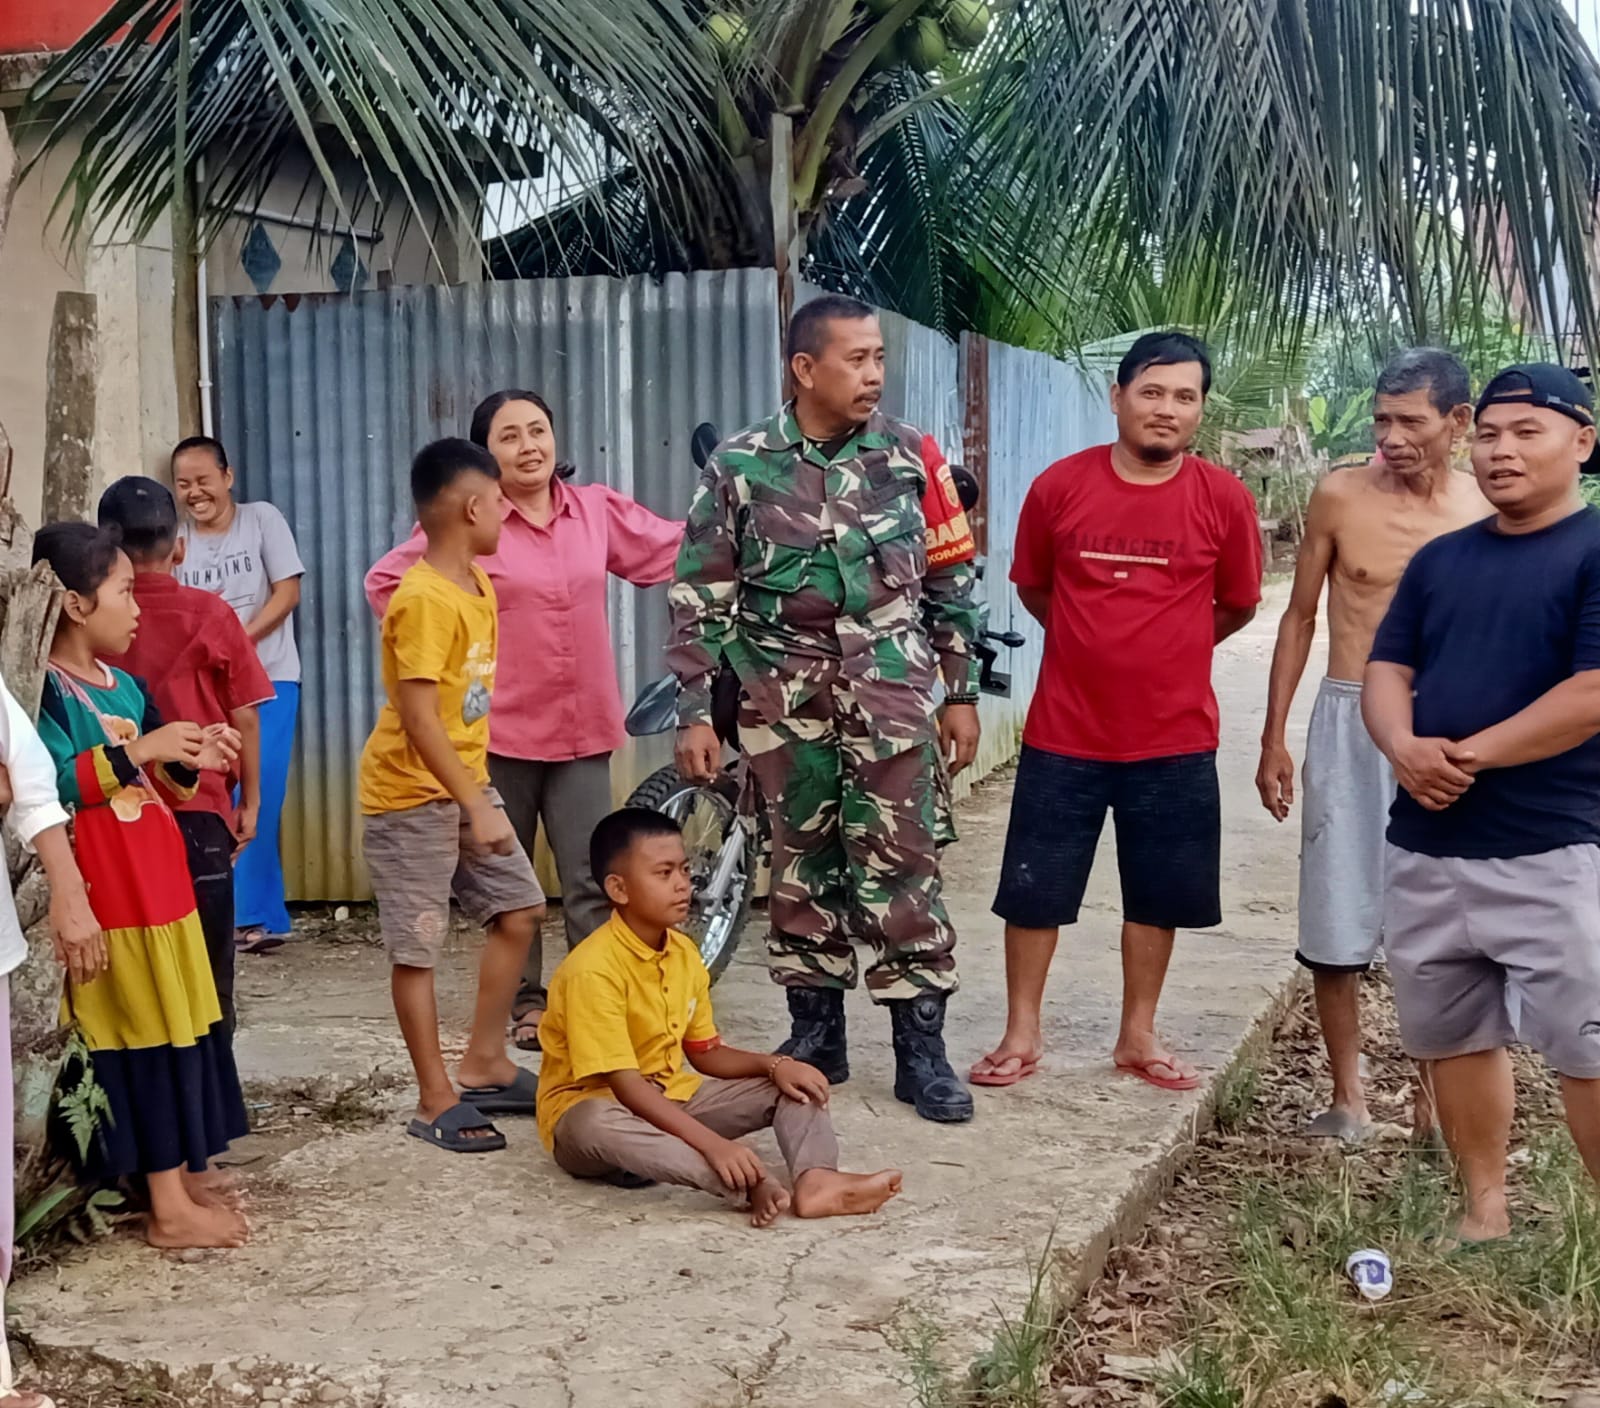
left=741, top=682, right=959, bottom=1003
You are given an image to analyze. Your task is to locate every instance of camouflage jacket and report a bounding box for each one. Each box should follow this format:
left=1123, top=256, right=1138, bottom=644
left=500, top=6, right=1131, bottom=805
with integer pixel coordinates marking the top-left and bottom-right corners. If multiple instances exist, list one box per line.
left=667, top=406, right=981, bottom=757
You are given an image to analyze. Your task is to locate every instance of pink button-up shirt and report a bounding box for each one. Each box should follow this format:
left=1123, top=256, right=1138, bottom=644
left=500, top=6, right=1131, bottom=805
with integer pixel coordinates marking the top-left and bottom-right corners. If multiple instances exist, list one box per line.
left=365, top=480, right=684, bottom=762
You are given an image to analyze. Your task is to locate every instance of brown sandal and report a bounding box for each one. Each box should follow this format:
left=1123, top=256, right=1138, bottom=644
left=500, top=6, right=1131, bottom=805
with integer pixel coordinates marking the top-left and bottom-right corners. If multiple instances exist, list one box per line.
left=509, top=1000, right=544, bottom=1052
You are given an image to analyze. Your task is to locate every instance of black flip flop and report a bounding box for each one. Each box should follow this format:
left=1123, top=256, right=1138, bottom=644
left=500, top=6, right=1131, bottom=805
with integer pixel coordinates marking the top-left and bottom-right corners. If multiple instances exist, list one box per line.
left=406, top=1102, right=506, bottom=1153
left=459, top=1067, right=539, bottom=1116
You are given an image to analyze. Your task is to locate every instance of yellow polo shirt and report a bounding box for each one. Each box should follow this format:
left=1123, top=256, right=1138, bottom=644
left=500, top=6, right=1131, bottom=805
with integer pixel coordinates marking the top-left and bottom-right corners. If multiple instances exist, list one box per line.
left=536, top=914, right=720, bottom=1149
left=359, top=561, right=498, bottom=815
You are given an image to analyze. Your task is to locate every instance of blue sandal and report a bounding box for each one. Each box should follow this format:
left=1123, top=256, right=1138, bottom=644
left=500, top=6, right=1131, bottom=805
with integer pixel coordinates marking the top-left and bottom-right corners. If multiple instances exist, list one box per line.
left=459, top=1067, right=539, bottom=1116
left=406, top=1102, right=506, bottom=1153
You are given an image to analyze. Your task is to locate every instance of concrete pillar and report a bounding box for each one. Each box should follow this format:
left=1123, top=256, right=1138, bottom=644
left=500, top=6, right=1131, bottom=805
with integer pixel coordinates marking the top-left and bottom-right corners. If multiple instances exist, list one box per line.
left=82, top=212, right=180, bottom=490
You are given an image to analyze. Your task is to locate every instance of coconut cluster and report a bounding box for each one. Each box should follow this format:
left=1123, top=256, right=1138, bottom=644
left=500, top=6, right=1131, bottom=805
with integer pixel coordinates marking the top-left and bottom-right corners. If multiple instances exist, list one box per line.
left=705, top=1, right=993, bottom=75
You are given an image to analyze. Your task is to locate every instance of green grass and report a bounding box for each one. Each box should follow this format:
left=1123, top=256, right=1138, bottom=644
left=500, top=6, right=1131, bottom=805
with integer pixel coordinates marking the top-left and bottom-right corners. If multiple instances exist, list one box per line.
left=899, top=1232, right=1061, bottom=1408
left=1145, top=1136, right=1600, bottom=1408
left=1158, top=1345, right=1243, bottom=1408
left=1454, top=1134, right=1600, bottom=1354
left=1213, top=1059, right=1261, bottom=1133
left=922, top=977, right=1600, bottom=1408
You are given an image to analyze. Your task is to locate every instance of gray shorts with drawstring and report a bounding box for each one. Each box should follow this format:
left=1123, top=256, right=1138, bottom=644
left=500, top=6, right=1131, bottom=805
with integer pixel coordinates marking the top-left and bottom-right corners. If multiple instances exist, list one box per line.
left=1384, top=842, right=1600, bottom=1079
left=1296, top=678, right=1395, bottom=973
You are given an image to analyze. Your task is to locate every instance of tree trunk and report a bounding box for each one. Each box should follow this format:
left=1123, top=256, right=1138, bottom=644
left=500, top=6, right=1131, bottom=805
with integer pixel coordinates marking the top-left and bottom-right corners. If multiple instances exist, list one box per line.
left=0, top=109, right=85, bottom=1236
left=0, top=104, right=15, bottom=254
left=40, top=294, right=97, bottom=525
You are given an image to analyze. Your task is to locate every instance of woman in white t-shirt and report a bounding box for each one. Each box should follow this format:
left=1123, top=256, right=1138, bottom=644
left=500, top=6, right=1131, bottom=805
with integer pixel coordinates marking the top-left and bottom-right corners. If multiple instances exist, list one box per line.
left=0, top=676, right=104, bottom=1408
left=172, top=437, right=307, bottom=953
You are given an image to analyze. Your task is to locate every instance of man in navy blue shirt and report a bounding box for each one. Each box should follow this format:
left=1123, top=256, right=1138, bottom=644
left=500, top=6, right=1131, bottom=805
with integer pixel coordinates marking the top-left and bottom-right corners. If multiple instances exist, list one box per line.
left=1364, top=363, right=1600, bottom=1245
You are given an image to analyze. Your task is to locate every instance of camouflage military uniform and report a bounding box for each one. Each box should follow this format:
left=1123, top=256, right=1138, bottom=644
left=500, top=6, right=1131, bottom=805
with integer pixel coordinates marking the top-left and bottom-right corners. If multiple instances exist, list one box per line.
left=667, top=407, right=981, bottom=1002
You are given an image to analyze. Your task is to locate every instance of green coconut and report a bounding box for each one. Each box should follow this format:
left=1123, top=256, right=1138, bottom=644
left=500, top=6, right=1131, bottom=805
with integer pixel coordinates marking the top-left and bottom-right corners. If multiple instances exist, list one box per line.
left=706, top=11, right=748, bottom=57
left=866, top=40, right=903, bottom=77
left=900, top=15, right=950, bottom=71
left=940, top=0, right=991, bottom=49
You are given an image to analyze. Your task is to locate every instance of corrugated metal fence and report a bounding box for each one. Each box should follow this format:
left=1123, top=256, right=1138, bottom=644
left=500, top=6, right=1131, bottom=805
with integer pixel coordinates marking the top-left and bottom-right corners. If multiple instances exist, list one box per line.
left=213, top=269, right=780, bottom=898
left=977, top=341, right=1118, bottom=778
left=211, top=269, right=1112, bottom=901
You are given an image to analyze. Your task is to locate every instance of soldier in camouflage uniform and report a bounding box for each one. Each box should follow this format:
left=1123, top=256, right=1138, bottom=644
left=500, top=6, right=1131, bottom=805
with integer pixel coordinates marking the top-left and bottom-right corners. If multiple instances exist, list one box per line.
left=668, top=294, right=983, bottom=1124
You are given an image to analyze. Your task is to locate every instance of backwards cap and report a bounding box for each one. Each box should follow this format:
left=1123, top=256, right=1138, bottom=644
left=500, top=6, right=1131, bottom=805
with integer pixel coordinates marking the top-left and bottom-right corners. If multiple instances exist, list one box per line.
left=1475, top=363, right=1594, bottom=428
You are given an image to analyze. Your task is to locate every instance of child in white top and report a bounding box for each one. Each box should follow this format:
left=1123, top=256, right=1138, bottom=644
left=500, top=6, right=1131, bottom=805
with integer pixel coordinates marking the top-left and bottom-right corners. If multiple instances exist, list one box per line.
left=0, top=677, right=103, bottom=1408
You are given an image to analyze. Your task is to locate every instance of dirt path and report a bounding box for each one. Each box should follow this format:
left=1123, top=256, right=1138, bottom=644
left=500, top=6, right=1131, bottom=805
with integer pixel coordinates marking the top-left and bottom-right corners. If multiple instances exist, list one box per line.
left=14, top=584, right=1316, bottom=1408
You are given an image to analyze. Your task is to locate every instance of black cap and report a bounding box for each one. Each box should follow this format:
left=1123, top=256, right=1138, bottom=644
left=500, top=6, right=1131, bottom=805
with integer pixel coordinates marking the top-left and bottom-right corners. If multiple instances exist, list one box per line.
left=97, top=476, right=179, bottom=557
left=1475, top=363, right=1595, bottom=428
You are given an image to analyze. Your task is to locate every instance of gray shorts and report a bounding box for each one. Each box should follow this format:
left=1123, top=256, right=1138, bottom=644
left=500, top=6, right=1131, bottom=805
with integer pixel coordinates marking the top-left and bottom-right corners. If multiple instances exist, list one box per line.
left=362, top=789, right=546, bottom=968
left=1296, top=678, right=1395, bottom=971
left=1384, top=843, right=1600, bottom=1078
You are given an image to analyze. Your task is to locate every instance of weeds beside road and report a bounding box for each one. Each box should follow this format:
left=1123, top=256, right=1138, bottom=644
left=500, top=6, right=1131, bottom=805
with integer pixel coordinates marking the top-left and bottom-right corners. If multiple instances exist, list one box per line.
left=912, top=977, right=1600, bottom=1408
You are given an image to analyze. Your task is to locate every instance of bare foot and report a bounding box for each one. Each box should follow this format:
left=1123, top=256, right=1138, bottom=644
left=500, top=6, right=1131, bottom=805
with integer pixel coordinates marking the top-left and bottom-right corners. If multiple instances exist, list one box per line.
left=1450, top=1206, right=1512, bottom=1246
left=792, top=1168, right=903, bottom=1219
left=0, top=1387, right=56, bottom=1407
left=146, top=1202, right=250, bottom=1250
left=183, top=1166, right=243, bottom=1211
left=748, top=1178, right=792, bottom=1229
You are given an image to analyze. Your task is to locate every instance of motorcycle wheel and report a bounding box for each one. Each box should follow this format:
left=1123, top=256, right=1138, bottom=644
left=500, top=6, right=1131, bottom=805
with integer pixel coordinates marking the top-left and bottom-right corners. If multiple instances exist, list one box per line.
left=626, top=764, right=756, bottom=983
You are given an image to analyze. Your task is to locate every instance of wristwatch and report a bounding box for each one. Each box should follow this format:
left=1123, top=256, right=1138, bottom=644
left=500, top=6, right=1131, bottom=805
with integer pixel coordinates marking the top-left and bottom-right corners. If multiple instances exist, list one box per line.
left=944, top=692, right=980, bottom=707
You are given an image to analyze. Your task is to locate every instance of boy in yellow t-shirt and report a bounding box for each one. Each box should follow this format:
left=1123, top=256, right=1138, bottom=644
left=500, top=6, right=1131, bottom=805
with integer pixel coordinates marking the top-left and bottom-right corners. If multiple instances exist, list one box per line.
left=359, top=438, right=545, bottom=1155
left=537, top=808, right=903, bottom=1227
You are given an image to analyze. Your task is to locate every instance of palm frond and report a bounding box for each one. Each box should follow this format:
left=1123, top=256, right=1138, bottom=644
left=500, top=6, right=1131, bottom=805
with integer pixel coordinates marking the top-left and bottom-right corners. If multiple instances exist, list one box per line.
left=18, top=0, right=729, bottom=268
left=964, top=0, right=1600, bottom=363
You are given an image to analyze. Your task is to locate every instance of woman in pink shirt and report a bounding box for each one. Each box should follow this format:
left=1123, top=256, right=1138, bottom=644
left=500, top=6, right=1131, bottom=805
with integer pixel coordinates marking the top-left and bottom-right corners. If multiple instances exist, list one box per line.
left=366, top=390, right=684, bottom=1046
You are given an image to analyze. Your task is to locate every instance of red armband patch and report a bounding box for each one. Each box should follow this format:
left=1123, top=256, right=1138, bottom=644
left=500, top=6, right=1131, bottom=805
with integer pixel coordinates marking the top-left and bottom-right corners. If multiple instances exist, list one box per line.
left=682, top=1034, right=723, bottom=1055
left=919, top=434, right=976, bottom=568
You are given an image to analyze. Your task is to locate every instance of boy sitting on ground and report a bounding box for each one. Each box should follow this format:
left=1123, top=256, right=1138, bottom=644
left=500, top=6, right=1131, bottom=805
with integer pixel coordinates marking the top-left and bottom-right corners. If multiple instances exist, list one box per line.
left=359, top=438, right=546, bottom=1154
left=536, top=807, right=903, bottom=1226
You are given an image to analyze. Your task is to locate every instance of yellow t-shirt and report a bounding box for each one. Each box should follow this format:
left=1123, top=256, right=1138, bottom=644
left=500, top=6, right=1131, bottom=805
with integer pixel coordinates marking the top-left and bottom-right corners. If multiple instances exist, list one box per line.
left=358, top=560, right=498, bottom=814
left=536, top=914, right=720, bottom=1150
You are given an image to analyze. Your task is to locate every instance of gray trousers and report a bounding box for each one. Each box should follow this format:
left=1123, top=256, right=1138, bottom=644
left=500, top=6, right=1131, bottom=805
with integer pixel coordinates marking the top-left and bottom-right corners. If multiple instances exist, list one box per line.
left=488, top=752, right=614, bottom=997
left=552, top=1077, right=839, bottom=1199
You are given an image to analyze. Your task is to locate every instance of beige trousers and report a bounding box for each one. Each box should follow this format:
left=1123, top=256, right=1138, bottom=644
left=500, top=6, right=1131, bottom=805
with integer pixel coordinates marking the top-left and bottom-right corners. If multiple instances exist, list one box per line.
left=552, top=1076, right=839, bottom=1199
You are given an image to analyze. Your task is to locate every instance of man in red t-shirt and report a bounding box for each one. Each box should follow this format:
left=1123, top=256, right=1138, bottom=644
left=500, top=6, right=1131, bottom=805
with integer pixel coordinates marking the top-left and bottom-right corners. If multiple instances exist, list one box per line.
left=970, top=332, right=1263, bottom=1093
left=99, top=477, right=274, bottom=1041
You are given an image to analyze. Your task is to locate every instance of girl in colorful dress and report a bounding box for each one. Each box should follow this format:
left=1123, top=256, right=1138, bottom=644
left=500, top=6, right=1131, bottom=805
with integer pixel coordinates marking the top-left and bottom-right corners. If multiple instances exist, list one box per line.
left=32, top=523, right=251, bottom=1250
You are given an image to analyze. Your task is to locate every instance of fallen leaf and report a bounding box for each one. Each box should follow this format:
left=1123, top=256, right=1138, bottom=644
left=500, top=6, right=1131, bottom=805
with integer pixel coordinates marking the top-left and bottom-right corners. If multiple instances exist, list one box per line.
left=1101, top=1349, right=1183, bottom=1384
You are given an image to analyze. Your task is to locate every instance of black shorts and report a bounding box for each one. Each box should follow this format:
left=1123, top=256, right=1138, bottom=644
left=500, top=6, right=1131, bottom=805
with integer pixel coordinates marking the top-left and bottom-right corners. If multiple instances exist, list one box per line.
left=992, top=745, right=1222, bottom=931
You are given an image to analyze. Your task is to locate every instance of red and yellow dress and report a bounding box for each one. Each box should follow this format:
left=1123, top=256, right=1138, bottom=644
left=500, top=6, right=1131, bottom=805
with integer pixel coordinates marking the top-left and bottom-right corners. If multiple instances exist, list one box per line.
left=39, top=664, right=247, bottom=1179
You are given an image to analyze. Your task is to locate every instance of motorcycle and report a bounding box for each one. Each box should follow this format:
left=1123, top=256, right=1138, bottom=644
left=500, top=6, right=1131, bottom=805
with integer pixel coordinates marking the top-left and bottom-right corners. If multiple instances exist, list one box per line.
left=624, top=423, right=1023, bottom=982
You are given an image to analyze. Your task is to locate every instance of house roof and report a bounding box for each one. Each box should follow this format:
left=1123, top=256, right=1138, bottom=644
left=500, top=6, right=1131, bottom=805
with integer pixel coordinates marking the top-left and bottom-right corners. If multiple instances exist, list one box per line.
left=0, top=1, right=104, bottom=59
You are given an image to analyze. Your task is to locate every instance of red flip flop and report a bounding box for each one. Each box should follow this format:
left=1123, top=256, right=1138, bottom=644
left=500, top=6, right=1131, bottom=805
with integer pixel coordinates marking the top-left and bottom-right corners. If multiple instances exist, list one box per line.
left=1115, top=1057, right=1201, bottom=1092
left=968, top=1053, right=1040, bottom=1087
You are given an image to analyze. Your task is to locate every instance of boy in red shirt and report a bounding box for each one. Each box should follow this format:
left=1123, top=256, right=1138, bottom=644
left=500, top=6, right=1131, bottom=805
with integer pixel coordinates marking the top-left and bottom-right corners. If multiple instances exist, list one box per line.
left=99, top=477, right=274, bottom=1039
left=970, top=333, right=1263, bottom=1093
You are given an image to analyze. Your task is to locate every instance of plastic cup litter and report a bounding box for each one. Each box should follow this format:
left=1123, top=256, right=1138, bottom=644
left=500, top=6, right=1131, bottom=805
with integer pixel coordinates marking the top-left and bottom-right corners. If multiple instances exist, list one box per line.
left=1346, top=1247, right=1394, bottom=1301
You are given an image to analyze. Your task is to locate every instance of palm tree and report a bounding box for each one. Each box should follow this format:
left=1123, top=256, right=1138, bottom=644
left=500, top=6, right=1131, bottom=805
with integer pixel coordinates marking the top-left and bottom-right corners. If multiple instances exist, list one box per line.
left=18, top=0, right=1600, bottom=368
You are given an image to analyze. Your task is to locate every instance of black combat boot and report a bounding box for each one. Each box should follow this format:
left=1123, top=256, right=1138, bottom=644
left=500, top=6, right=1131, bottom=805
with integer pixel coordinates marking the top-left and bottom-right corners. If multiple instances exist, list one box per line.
left=890, top=993, right=974, bottom=1123
left=776, top=986, right=849, bottom=1085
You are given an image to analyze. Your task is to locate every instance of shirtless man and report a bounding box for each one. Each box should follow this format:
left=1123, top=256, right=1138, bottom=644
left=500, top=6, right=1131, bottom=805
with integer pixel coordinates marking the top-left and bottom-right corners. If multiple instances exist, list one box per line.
left=1256, top=348, right=1489, bottom=1140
